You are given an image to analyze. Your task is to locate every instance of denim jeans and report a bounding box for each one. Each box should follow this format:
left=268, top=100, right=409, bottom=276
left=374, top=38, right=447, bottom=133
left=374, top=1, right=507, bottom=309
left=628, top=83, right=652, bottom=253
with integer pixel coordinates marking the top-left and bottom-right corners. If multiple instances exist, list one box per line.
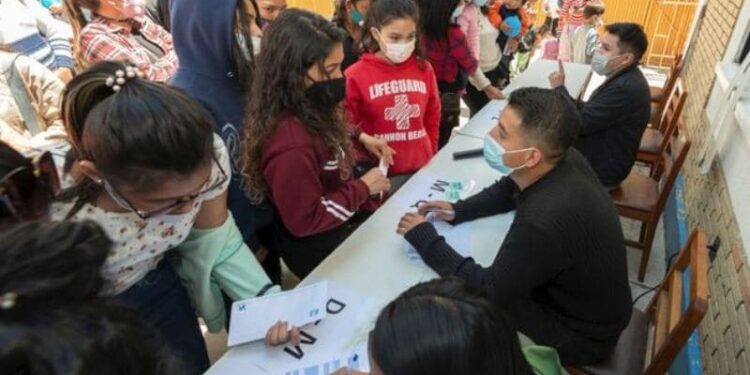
left=114, top=261, right=209, bottom=374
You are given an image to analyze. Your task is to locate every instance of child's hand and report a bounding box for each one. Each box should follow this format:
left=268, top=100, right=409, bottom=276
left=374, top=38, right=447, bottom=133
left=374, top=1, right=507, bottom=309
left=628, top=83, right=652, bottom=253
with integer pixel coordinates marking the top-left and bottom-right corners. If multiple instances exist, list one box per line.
left=359, top=132, right=396, bottom=166
left=265, top=321, right=301, bottom=346
left=500, top=21, right=512, bottom=33
left=360, top=168, right=391, bottom=195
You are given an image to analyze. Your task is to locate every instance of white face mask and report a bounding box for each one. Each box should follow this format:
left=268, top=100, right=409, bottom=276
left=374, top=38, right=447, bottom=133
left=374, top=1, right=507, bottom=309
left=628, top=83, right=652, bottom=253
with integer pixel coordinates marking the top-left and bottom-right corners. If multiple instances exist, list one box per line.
left=251, top=36, right=262, bottom=56
left=591, top=51, right=612, bottom=75
left=375, top=29, right=415, bottom=64
left=236, top=34, right=262, bottom=60
left=592, top=51, right=627, bottom=76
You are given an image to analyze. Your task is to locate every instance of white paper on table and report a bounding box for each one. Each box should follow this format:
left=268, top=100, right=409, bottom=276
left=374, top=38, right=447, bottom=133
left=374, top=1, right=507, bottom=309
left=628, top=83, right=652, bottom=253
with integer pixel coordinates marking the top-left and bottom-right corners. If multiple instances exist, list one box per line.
left=403, top=216, right=472, bottom=264
left=234, top=282, right=377, bottom=374
left=281, top=343, right=370, bottom=375
left=387, top=172, right=476, bottom=209
left=227, top=281, right=329, bottom=347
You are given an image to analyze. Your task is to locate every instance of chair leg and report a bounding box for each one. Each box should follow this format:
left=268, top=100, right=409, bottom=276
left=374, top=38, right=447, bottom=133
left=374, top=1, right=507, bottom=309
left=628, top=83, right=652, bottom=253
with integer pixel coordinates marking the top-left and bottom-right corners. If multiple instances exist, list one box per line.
left=638, top=219, right=658, bottom=282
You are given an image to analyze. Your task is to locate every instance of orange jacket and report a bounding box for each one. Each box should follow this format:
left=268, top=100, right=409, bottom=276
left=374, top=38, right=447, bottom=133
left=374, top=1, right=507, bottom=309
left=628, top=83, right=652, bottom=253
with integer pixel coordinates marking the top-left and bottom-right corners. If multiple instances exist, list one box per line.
left=488, top=2, right=532, bottom=36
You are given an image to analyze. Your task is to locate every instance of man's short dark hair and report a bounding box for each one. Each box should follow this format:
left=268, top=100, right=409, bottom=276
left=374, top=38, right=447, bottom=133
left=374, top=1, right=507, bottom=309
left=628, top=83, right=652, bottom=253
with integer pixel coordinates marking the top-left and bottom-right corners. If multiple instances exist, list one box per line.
left=507, top=87, right=581, bottom=162
left=605, top=22, right=649, bottom=62
left=584, top=4, right=605, bottom=19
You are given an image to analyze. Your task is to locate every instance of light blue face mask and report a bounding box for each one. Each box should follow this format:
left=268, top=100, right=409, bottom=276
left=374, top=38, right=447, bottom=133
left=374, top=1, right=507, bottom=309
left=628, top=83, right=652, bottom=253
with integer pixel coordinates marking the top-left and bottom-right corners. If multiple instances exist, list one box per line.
left=473, top=0, right=489, bottom=7
left=350, top=9, right=364, bottom=27
left=483, top=133, right=532, bottom=175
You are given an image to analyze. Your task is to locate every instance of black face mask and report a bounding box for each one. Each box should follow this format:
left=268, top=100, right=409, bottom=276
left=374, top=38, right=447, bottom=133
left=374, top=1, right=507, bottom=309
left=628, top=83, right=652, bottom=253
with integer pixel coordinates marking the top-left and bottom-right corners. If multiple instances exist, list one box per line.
left=305, top=77, right=346, bottom=110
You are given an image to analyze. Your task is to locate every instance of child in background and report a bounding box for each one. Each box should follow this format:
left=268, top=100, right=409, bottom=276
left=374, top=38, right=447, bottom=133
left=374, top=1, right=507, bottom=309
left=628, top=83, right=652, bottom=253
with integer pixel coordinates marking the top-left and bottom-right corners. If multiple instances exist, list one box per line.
left=558, top=0, right=588, bottom=61
left=541, top=25, right=559, bottom=60
left=513, top=24, right=549, bottom=76
left=570, top=3, right=604, bottom=64
left=456, top=0, right=481, bottom=60
left=243, top=9, right=392, bottom=279
left=489, top=0, right=531, bottom=87
left=417, top=0, right=478, bottom=148
left=334, top=0, right=374, bottom=72
left=346, top=0, right=441, bottom=193
left=465, top=0, right=507, bottom=116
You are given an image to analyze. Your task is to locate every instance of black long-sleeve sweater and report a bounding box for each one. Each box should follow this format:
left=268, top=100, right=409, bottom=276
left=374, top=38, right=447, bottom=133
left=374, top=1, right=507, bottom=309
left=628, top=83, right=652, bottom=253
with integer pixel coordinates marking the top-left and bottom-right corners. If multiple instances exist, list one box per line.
left=557, top=64, right=651, bottom=187
left=406, top=149, right=632, bottom=346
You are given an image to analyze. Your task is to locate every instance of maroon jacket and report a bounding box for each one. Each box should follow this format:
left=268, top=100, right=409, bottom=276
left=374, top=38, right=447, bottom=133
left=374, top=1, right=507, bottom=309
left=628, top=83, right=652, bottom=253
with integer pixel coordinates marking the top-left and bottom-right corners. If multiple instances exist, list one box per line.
left=262, top=113, right=370, bottom=238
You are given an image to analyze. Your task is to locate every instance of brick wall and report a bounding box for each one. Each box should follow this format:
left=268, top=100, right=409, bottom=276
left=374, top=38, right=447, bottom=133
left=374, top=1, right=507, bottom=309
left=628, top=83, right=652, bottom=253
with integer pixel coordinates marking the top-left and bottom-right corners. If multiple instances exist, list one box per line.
left=679, top=0, right=750, bottom=373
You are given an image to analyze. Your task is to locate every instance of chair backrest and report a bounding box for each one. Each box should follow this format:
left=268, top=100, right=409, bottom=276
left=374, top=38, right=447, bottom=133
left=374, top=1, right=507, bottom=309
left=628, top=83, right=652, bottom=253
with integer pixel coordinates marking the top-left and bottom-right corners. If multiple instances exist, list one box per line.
left=657, top=54, right=685, bottom=108
left=643, top=229, right=708, bottom=375
left=651, top=131, right=691, bottom=219
left=656, top=79, right=688, bottom=134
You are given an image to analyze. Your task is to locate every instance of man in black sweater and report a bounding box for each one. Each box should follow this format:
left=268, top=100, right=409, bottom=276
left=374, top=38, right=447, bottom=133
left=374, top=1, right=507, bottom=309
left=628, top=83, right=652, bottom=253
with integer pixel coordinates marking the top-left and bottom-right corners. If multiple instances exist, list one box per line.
left=549, top=23, right=651, bottom=188
left=397, top=88, right=632, bottom=366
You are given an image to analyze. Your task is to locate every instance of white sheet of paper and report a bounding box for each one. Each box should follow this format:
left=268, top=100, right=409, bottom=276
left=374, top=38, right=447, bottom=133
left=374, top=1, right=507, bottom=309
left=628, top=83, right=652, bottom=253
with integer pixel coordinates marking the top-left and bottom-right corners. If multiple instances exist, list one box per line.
left=227, top=281, right=329, bottom=347
left=403, top=217, right=472, bottom=264
left=282, top=343, right=370, bottom=375
left=217, top=283, right=376, bottom=375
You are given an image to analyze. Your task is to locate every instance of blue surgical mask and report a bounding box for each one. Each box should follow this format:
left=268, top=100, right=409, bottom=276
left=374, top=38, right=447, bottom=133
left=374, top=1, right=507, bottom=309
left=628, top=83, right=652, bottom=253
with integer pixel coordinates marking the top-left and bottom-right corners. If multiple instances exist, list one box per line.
left=483, top=134, right=532, bottom=174
left=474, top=0, right=489, bottom=6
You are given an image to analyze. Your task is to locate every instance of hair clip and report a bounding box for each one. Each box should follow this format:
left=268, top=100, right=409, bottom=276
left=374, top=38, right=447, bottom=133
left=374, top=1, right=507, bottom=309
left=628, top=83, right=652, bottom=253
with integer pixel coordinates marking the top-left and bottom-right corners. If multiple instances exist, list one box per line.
left=0, top=292, right=17, bottom=310
left=105, top=66, right=141, bottom=92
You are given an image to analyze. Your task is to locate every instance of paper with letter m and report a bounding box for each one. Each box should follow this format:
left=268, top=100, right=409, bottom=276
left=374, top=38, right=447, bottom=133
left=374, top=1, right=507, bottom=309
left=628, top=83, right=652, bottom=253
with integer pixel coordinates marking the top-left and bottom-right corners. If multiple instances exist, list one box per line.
left=228, top=281, right=329, bottom=347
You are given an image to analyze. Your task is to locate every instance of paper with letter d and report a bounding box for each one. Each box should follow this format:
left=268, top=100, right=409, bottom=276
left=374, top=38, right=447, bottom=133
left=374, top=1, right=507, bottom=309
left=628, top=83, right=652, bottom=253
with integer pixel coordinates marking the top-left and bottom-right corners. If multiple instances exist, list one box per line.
left=228, top=281, right=329, bottom=347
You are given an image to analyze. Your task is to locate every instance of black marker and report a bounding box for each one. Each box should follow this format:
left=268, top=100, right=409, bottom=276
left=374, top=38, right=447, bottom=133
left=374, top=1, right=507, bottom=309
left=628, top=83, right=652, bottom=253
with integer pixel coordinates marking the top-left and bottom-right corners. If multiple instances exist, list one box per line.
left=452, top=148, right=484, bottom=160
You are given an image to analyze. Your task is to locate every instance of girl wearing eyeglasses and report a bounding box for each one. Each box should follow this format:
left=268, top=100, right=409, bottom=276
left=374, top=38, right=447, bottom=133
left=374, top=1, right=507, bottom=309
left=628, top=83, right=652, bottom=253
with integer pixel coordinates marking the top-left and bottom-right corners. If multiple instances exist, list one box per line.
left=52, top=61, right=296, bottom=374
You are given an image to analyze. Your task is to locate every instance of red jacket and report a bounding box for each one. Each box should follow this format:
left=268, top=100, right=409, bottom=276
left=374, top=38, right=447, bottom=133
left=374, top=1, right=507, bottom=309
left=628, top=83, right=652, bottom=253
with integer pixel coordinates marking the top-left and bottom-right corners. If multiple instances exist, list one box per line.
left=262, top=113, right=370, bottom=238
left=422, top=26, right=479, bottom=85
left=345, top=54, right=441, bottom=175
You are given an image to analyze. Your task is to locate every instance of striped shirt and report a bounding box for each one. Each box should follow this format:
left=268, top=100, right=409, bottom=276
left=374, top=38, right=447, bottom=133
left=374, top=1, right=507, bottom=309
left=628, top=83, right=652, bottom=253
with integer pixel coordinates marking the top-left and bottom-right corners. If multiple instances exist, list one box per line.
left=560, top=0, right=587, bottom=29
left=0, top=0, right=74, bottom=71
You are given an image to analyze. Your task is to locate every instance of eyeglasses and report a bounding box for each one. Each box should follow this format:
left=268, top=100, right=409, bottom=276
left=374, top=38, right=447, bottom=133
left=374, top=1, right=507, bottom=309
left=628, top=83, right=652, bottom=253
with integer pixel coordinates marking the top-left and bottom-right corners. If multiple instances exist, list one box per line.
left=0, top=151, right=61, bottom=220
left=100, top=157, right=228, bottom=220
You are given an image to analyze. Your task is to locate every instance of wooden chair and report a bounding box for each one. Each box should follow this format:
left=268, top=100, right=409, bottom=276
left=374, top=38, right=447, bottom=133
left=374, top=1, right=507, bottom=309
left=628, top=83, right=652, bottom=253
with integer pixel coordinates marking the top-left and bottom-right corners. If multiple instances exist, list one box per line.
left=610, top=131, right=692, bottom=281
left=638, top=79, right=687, bottom=173
left=567, top=230, right=708, bottom=375
left=649, top=54, right=684, bottom=126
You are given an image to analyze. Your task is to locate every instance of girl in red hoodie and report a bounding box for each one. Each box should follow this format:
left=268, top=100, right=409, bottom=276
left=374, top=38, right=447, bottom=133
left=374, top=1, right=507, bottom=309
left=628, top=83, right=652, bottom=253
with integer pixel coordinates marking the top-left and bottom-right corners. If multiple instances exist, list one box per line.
left=242, top=9, right=392, bottom=278
left=345, top=0, right=441, bottom=192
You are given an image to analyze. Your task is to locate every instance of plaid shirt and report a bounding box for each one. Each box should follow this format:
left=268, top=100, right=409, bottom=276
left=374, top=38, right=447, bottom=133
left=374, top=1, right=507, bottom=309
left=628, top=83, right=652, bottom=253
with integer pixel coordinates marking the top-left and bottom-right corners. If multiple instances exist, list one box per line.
left=79, top=16, right=178, bottom=82
left=422, top=26, right=478, bottom=85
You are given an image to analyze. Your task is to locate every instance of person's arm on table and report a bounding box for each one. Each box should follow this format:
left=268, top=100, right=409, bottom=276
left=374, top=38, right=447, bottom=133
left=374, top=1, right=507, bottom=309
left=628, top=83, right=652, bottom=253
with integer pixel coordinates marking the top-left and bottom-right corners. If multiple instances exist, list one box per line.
left=419, top=176, right=519, bottom=224
left=402, top=220, right=566, bottom=306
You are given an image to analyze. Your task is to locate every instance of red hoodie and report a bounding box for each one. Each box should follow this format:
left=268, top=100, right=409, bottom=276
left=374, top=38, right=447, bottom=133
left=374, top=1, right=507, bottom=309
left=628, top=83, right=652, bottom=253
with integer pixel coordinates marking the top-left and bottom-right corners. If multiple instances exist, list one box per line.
left=345, top=54, right=441, bottom=175
left=262, top=112, right=370, bottom=238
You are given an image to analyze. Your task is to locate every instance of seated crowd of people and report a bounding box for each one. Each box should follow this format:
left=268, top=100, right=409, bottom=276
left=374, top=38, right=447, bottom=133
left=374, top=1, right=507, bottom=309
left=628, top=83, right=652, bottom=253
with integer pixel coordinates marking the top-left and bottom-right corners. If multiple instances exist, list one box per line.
left=0, top=0, right=653, bottom=373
